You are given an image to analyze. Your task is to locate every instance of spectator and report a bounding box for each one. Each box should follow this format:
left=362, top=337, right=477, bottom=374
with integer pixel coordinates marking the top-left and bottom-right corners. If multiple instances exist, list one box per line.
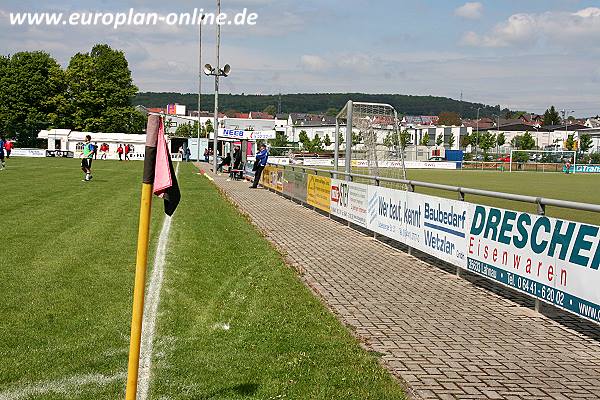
left=217, top=154, right=231, bottom=172
left=185, top=146, right=191, bottom=162
left=0, top=135, right=5, bottom=170
left=250, top=144, right=269, bottom=189
left=230, top=146, right=242, bottom=179
left=4, top=138, right=13, bottom=158
left=204, top=148, right=209, bottom=163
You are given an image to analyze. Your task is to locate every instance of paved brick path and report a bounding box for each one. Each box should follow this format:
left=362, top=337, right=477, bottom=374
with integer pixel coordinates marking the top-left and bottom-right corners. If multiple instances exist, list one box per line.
left=210, top=173, right=600, bottom=400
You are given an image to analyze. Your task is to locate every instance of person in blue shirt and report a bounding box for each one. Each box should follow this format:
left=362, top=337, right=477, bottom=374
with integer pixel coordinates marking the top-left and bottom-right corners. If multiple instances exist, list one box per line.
left=0, top=135, right=5, bottom=170
left=250, top=143, right=269, bottom=188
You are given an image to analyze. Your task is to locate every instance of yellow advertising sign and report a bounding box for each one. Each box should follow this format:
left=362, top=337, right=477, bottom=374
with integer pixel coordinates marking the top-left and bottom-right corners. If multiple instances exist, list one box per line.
left=261, top=165, right=284, bottom=192
left=306, top=174, right=331, bottom=212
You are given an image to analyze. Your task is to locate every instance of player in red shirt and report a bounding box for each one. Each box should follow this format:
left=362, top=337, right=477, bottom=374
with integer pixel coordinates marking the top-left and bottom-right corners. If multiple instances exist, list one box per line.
left=4, top=139, right=13, bottom=158
left=124, top=144, right=130, bottom=161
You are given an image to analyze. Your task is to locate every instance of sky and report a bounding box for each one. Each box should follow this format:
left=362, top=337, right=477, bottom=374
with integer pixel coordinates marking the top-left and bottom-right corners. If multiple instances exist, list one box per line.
left=1, top=0, right=600, bottom=116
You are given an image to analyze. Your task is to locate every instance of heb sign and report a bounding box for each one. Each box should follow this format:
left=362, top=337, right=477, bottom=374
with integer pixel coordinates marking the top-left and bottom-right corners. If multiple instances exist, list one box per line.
left=218, top=128, right=276, bottom=140
left=467, top=204, right=600, bottom=322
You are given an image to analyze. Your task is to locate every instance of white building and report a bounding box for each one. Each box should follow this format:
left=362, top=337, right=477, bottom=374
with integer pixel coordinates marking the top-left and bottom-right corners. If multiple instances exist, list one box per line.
left=38, top=129, right=155, bottom=159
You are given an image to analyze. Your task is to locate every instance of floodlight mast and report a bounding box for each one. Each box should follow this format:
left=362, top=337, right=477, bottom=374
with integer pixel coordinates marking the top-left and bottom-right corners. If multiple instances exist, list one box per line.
left=203, top=0, right=232, bottom=173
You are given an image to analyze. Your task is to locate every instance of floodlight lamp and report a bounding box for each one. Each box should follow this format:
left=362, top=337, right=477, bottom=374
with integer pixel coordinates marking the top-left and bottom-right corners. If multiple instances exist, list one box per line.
left=203, top=64, right=214, bottom=75
left=222, top=64, right=231, bottom=76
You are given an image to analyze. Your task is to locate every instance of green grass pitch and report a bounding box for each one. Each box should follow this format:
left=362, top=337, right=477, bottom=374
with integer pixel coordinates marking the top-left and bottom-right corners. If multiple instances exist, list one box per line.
left=0, top=157, right=406, bottom=399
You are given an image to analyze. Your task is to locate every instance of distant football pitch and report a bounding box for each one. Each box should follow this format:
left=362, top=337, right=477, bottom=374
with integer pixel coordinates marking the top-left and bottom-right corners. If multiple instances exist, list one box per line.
left=344, top=167, right=600, bottom=225
left=0, top=158, right=406, bottom=399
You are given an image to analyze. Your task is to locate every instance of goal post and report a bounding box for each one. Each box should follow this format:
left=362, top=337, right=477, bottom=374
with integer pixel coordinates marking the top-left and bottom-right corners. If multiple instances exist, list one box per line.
left=334, top=101, right=407, bottom=182
left=509, top=149, right=577, bottom=173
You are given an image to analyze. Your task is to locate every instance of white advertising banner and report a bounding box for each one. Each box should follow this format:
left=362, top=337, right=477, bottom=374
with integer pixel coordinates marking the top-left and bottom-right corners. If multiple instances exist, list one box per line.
left=466, top=204, right=600, bottom=322
left=11, top=148, right=46, bottom=157
left=406, top=192, right=469, bottom=267
left=366, top=187, right=468, bottom=267
left=330, top=179, right=369, bottom=228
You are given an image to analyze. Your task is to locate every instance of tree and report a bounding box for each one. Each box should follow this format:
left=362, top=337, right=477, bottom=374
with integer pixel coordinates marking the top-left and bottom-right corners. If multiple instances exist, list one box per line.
left=460, top=134, right=471, bottom=148
left=479, top=132, right=496, bottom=159
left=399, top=130, right=412, bottom=150
left=263, top=105, right=277, bottom=116
left=448, top=133, right=455, bottom=148
left=175, top=122, right=195, bottom=138
left=66, top=44, right=138, bottom=133
left=325, top=107, right=339, bottom=117
left=0, top=51, right=68, bottom=146
left=351, top=131, right=362, bottom=147
left=496, top=132, right=506, bottom=147
left=520, top=131, right=535, bottom=150
left=268, top=131, right=288, bottom=155
left=338, top=131, right=344, bottom=145
left=323, top=133, right=332, bottom=147
left=579, top=133, right=593, bottom=153
left=513, top=151, right=529, bottom=163
left=565, top=134, right=576, bottom=151
left=510, top=135, right=522, bottom=149
left=298, top=130, right=311, bottom=150
left=438, top=111, right=461, bottom=126
left=543, top=106, right=561, bottom=126
left=420, top=132, right=430, bottom=146
left=384, top=131, right=399, bottom=149
left=436, top=134, right=443, bottom=147
left=204, top=119, right=214, bottom=135
left=312, top=134, right=323, bottom=152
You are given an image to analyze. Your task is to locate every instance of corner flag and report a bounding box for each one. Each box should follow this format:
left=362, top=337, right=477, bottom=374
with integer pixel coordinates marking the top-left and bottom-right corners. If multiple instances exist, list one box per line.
left=125, top=115, right=180, bottom=400
left=153, top=120, right=180, bottom=216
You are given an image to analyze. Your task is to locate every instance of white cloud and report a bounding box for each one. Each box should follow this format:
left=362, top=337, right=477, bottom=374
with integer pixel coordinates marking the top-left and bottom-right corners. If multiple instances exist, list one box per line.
left=300, top=54, right=329, bottom=72
left=454, top=2, right=483, bottom=19
left=462, top=7, right=600, bottom=48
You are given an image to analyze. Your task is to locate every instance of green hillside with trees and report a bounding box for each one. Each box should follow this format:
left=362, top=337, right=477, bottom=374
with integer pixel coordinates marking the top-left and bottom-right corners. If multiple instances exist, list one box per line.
left=134, top=92, right=506, bottom=119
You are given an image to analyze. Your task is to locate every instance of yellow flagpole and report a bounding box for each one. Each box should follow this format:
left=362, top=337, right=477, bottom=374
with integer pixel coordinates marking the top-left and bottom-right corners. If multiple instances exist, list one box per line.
left=125, top=183, right=153, bottom=399
left=125, top=115, right=160, bottom=400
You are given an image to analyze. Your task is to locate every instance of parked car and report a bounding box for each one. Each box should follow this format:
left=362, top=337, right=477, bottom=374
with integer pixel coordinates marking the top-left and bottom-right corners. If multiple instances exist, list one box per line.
left=428, top=156, right=445, bottom=162
left=497, top=155, right=510, bottom=162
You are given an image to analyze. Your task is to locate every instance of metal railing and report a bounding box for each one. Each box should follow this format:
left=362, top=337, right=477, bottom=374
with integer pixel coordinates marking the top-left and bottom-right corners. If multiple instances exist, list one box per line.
left=277, top=163, right=600, bottom=214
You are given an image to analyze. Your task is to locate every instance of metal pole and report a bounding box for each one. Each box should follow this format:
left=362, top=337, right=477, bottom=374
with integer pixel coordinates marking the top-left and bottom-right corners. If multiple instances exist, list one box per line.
left=476, top=107, right=480, bottom=161
left=196, top=14, right=204, bottom=162
left=345, top=100, right=353, bottom=181
left=333, top=119, right=339, bottom=178
left=212, top=0, right=221, bottom=173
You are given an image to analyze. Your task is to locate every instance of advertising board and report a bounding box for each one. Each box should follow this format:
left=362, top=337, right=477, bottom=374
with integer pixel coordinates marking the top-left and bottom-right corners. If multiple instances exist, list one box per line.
left=306, top=174, right=331, bottom=212
left=330, top=179, right=369, bottom=228
left=466, top=204, right=600, bottom=322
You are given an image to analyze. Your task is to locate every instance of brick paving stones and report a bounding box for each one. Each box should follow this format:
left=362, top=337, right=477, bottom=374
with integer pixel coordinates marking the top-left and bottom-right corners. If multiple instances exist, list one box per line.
left=211, top=174, right=600, bottom=400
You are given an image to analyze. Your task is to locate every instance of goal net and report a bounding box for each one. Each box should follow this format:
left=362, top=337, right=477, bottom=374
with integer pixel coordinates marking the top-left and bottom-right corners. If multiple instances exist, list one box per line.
left=509, top=150, right=577, bottom=173
left=334, top=101, right=407, bottom=182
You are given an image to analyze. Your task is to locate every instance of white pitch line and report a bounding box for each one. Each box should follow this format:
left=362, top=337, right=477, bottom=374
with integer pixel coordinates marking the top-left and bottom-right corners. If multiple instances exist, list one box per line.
left=0, top=372, right=126, bottom=400
left=136, top=162, right=179, bottom=400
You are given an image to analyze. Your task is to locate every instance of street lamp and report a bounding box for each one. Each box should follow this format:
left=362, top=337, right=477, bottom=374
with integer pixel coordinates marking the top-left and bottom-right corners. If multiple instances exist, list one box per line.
left=475, top=107, right=481, bottom=161
left=562, top=109, right=574, bottom=155
left=196, top=13, right=205, bottom=163
left=203, top=0, right=231, bottom=173
left=492, top=114, right=501, bottom=156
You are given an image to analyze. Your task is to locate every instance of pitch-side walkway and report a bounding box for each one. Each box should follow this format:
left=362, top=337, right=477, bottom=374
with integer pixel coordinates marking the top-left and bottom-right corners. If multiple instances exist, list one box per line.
left=209, top=173, right=600, bottom=400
